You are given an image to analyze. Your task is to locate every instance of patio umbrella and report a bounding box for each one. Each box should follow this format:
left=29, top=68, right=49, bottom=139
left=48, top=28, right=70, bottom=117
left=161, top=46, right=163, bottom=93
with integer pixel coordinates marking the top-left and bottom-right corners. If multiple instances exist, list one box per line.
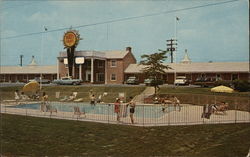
left=23, top=81, right=39, bottom=92
left=211, top=85, right=234, bottom=93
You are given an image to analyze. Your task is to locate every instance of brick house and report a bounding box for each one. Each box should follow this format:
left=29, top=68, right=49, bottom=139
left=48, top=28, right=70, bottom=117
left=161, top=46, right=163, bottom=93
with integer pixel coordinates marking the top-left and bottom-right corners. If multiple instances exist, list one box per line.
left=57, top=47, right=137, bottom=84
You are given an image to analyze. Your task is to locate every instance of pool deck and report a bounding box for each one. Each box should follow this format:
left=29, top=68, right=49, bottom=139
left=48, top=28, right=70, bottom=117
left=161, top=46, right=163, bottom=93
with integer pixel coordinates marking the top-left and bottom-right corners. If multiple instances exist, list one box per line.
left=1, top=101, right=250, bottom=127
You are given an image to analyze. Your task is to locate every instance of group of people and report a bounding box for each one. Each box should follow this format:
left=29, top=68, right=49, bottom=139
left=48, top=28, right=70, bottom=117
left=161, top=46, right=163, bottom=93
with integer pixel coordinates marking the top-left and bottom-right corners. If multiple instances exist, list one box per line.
left=160, top=95, right=181, bottom=112
left=14, top=90, right=40, bottom=104
left=14, top=90, right=31, bottom=104
left=202, top=101, right=229, bottom=119
left=114, top=96, right=136, bottom=124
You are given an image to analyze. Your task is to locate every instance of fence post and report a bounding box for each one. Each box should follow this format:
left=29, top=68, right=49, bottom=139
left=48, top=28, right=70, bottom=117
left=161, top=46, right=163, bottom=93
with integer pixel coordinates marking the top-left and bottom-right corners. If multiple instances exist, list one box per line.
left=108, top=103, right=110, bottom=124
left=143, top=104, right=144, bottom=127
left=234, top=98, right=237, bottom=124
left=248, top=99, right=250, bottom=123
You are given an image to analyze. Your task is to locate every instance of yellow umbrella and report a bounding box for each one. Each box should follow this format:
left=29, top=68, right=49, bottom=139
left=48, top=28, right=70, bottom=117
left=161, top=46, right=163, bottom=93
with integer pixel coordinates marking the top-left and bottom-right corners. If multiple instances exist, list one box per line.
left=211, top=85, right=234, bottom=93
left=23, top=81, right=40, bottom=92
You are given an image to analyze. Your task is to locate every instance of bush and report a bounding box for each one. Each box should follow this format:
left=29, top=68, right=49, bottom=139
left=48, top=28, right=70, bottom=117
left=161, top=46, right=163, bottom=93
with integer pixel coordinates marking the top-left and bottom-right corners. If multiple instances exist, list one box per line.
left=232, top=80, right=250, bottom=92
left=214, top=80, right=232, bottom=87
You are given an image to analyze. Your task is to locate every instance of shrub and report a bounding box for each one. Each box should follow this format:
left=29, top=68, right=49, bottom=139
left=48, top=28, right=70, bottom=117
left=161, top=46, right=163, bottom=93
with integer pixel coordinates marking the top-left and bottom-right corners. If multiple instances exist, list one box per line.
left=232, top=80, right=250, bottom=92
left=214, top=80, right=232, bottom=87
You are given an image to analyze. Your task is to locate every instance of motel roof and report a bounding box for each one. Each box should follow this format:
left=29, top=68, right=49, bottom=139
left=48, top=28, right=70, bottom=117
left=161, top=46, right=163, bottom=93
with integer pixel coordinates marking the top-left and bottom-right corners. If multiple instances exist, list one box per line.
left=0, top=65, right=57, bottom=74
left=124, top=62, right=250, bottom=74
left=58, top=50, right=129, bottom=59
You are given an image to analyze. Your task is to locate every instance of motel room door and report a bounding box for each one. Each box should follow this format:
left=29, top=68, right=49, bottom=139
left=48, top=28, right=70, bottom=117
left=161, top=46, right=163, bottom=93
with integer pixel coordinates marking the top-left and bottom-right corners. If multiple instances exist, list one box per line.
left=85, top=70, right=91, bottom=82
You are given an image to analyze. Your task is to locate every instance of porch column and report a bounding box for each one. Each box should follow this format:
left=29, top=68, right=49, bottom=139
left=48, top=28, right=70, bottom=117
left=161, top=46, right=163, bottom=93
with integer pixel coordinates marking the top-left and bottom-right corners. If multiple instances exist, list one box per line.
left=79, top=64, right=82, bottom=80
left=91, top=58, right=94, bottom=83
left=105, top=59, right=107, bottom=84
left=57, top=59, right=59, bottom=79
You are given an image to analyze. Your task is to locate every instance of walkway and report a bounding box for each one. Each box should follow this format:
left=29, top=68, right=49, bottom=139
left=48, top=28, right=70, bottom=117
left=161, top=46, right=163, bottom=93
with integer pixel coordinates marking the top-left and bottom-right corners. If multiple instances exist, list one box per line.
left=133, top=87, right=155, bottom=103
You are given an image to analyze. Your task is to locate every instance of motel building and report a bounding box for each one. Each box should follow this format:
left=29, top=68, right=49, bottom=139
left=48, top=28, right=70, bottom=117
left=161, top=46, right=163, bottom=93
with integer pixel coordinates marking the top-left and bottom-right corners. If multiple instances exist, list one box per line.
left=0, top=48, right=249, bottom=84
left=57, top=47, right=136, bottom=84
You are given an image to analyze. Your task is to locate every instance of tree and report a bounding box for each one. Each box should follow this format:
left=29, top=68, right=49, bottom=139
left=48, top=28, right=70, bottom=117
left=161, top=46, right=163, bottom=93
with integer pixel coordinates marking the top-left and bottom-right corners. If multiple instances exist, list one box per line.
left=140, top=50, right=171, bottom=95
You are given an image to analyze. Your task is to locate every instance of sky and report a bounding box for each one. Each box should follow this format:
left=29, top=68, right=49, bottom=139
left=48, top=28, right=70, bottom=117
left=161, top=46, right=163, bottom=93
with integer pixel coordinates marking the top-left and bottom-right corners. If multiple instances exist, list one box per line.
left=0, top=0, right=249, bottom=66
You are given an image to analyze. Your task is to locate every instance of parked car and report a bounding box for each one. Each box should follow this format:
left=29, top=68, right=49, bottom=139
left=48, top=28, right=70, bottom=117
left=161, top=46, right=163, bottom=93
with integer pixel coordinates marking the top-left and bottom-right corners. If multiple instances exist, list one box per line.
left=194, top=77, right=216, bottom=87
left=125, top=76, right=139, bottom=85
left=144, top=77, right=164, bottom=86
left=29, top=77, right=51, bottom=84
left=52, top=77, right=82, bottom=85
left=174, top=76, right=189, bottom=86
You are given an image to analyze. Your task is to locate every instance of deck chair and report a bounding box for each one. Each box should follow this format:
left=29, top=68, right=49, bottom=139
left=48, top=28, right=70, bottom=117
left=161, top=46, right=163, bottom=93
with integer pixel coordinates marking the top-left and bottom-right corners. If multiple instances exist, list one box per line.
left=66, top=92, right=78, bottom=101
left=74, top=98, right=83, bottom=102
left=214, top=103, right=228, bottom=115
left=60, top=96, right=68, bottom=101
left=73, top=106, right=86, bottom=118
left=55, top=92, right=60, bottom=99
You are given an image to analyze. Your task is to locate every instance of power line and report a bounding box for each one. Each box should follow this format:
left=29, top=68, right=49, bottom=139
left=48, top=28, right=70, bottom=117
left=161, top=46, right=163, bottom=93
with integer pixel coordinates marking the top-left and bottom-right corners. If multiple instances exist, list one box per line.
left=1, top=2, right=42, bottom=10
left=1, top=0, right=239, bottom=40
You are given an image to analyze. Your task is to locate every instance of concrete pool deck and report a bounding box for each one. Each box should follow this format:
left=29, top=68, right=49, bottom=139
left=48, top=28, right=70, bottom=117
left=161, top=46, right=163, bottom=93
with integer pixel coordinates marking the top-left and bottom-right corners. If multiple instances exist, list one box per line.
left=1, top=101, right=250, bottom=127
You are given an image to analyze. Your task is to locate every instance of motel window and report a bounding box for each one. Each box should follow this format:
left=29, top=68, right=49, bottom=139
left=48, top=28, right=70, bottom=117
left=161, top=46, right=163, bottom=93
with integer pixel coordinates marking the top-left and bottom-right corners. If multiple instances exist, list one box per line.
left=232, top=74, right=239, bottom=81
left=86, top=60, right=91, bottom=69
left=111, top=60, right=116, bottom=67
left=111, top=74, right=116, bottom=81
left=216, top=74, right=221, bottom=81
left=98, top=61, right=104, bottom=68
left=96, top=73, right=104, bottom=82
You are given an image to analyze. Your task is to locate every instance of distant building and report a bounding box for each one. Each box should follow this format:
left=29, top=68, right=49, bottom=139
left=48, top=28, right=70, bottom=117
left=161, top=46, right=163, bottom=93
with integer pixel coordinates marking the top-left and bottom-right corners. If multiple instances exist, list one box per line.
left=125, top=62, right=249, bottom=84
left=0, top=48, right=249, bottom=84
left=0, top=56, right=57, bottom=83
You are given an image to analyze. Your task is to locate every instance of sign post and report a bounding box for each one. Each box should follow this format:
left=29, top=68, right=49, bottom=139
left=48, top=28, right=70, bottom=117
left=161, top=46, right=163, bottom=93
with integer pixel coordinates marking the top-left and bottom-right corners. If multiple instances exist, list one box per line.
left=63, top=30, right=81, bottom=78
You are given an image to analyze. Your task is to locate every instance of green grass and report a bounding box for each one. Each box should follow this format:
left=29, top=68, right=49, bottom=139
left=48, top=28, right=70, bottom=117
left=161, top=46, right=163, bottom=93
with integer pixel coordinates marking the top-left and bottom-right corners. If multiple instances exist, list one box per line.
left=1, top=114, right=250, bottom=157
left=0, top=86, right=146, bottom=102
left=159, top=87, right=250, bottom=97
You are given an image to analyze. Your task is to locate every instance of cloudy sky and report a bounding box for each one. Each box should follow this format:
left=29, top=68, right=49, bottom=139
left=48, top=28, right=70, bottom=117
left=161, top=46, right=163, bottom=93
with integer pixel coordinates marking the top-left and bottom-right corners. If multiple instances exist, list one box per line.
left=0, top=0, right=249, bottom=66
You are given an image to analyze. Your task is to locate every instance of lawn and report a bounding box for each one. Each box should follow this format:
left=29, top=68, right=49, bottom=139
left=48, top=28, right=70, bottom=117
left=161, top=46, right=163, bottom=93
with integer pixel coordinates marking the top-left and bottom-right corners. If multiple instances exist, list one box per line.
left=0, top=85, right=146, bottom=102
left=159, top=86, right=250, bottom=97
left=1, top=114, right=250, bottom=157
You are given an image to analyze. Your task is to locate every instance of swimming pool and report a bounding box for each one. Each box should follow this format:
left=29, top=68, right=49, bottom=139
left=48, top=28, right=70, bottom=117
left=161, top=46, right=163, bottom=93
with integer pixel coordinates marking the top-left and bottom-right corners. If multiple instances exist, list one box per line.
left=8, top=102, right=176, bottom=118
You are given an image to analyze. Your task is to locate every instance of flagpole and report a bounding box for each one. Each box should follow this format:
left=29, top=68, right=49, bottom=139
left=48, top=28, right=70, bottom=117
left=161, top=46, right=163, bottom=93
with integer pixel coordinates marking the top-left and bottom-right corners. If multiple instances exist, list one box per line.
left=40, top=26, right=47, bottom=90
left=174, top=17, right=178, bottom=86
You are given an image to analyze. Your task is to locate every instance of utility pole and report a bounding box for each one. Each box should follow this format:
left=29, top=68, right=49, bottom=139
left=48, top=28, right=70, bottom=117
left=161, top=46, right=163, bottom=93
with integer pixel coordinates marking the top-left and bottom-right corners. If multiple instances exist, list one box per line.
left=20, top=55, right=23, bottom=66
left=166, top=39, right=177, bottom=63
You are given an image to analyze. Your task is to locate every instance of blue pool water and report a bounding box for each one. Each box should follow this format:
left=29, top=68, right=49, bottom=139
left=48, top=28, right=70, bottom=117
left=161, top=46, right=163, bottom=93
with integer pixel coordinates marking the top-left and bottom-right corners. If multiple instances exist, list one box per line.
left=8, top=102, right=175, bottom=118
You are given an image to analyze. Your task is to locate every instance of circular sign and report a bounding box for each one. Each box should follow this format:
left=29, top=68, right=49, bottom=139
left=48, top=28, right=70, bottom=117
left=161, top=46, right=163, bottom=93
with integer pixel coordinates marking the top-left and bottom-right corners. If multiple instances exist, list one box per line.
left=63, top=31, right=78, bottom=48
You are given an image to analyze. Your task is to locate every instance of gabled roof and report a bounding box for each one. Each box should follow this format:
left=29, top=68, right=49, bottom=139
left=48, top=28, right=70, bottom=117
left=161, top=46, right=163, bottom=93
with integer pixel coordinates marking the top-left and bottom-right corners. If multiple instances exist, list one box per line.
left=0, top=65, right=57, bottom=74
left=124, top=62, right=250, bottom=73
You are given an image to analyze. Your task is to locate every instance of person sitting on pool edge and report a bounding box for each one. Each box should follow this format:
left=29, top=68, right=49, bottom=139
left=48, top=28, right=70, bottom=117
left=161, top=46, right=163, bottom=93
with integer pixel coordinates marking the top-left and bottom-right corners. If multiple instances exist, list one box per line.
left=90, top=94, right=96, bottom=106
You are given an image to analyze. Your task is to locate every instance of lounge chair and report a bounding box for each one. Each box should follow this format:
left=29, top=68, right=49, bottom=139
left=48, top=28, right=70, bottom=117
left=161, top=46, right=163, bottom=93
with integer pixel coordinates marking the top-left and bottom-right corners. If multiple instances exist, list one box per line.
left=74, top=98, right=83, bottom=102
left=60, top=96, right=68, bottom=102
left=213, top=102, right=228, bottom=115
left=61, top=92, right=78, bottom=101
left=73, top=106, right=86, bottom=118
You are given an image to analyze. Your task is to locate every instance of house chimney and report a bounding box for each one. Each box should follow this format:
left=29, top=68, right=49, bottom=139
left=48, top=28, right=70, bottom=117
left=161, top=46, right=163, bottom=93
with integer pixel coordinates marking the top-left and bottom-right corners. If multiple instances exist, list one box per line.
left=126, top=47, right=132, bottom=53
left=20, top=55, right=23, bottom=66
